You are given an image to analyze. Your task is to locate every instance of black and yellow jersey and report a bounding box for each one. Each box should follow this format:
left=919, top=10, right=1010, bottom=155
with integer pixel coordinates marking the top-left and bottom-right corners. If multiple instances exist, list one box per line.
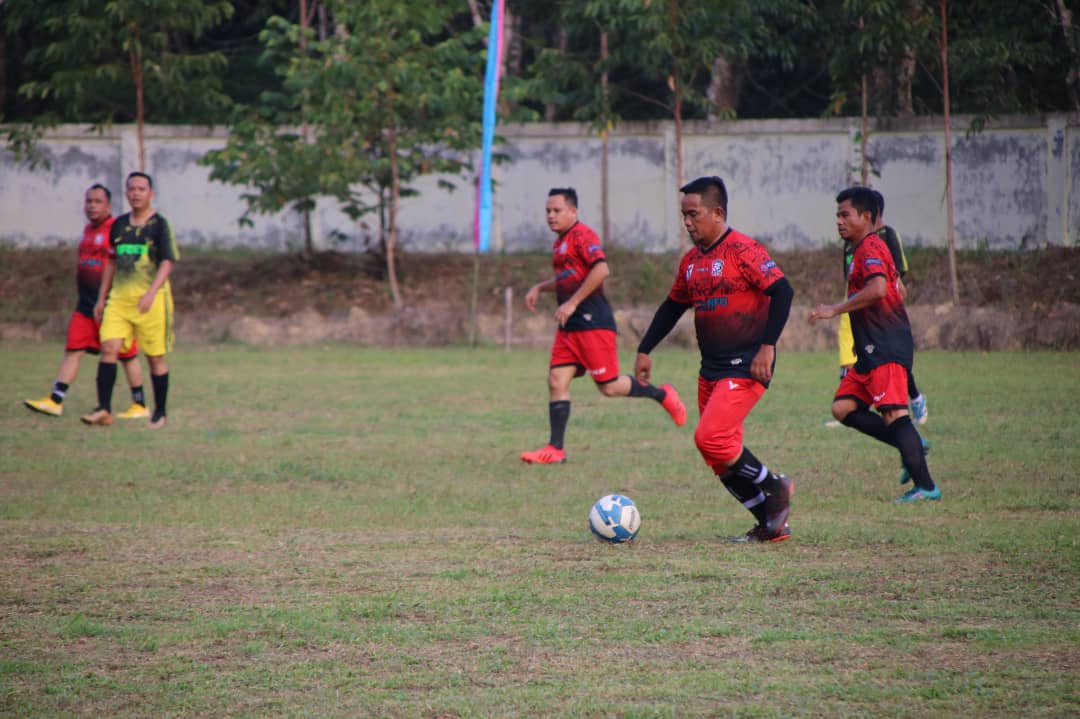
left=108, top=212, right=179, bottom=301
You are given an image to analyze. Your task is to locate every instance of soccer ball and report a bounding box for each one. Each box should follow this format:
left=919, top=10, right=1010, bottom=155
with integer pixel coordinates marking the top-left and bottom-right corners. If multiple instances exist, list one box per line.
left=588, top=494, right=641, bottom=543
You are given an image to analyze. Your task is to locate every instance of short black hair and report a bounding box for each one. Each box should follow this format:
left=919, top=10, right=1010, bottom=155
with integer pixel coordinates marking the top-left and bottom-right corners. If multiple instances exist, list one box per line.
left=548, top=187, right=578, bottom=207
left=87, top=183, right=111, bottom=202
left=836, top=186, right=878, bottom=222
left=872, top=190, right=885, bottom=218
left=126, top=171, right=153, bottom=189
left=680, top=176, right=728, bottom=214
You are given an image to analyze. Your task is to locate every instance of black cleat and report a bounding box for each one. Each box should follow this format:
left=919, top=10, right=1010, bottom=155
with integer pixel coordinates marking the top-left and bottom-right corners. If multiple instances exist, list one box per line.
left=763, top=473, right=793, bottom=537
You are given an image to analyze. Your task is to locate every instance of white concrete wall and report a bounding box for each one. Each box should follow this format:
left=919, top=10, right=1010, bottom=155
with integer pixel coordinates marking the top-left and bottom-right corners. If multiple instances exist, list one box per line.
left=1, top=115, right=1076, bottom=252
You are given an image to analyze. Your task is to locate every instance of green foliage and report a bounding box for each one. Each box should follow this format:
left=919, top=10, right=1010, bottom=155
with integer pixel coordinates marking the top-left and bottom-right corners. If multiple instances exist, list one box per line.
left=4, top=0, right=233, bottom=125
left=200, top=1, right=487, bottom=232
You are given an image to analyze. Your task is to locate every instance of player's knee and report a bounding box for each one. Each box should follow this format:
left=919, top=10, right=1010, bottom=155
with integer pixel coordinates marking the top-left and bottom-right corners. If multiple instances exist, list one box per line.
left=596, top=378, right=622, bottom=397
left=831, top=400, right=852, bottom=422
left=695, top=426, right=739, bottom=466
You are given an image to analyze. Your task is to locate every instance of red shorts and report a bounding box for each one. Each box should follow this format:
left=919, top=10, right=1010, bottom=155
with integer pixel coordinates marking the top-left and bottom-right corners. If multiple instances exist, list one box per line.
left=835, top=362, right=908, bottom=411
left=695, top=375, right=766, bottom=470
left=549, top=329, right=619, bottom=383
left=66, top=311, right=138, bottom=359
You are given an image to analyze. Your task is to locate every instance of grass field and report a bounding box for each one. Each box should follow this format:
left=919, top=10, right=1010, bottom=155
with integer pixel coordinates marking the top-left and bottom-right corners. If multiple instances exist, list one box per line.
left=1, top=344, right=1077, bottom=718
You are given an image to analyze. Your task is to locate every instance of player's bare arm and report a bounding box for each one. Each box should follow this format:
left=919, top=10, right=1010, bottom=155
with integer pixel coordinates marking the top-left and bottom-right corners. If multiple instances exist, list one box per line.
left=94, top=258, right=116, bottom=323
left=138, top=259, right=174, bottom=314
left=554, top=261, right=608, bottom=327
left=808, top=276, right=887, bottom=323
left=524, top=278, right=556, bottom=312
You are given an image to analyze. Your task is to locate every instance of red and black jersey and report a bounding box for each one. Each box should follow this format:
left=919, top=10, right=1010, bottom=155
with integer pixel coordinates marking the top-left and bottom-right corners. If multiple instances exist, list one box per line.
left=552, top=221, right=615, bottom=332
left=847, top=233, right=914, bottom=372
left=669, top=228, right=784, bottom=380
left=75, top=216, right=115, bottom=317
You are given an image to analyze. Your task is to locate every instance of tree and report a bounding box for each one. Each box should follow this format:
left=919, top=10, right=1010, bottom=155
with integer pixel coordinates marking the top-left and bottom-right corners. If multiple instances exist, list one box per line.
left=202, top=0, right=487, bottom=307
left=3, top=0, right=233, bottom=170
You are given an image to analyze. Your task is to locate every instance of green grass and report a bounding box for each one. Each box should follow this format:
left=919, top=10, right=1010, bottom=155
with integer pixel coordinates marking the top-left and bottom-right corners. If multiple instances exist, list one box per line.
left=1, top=345, right=1077, bottom=718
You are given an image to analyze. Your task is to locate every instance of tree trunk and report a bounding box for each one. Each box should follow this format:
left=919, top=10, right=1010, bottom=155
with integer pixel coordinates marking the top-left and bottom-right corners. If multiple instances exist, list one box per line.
left=600, top=30, right=610, bottom=245
left=1054, top=0, right=1080, bottom=110
left=706, top=54, right=740, bottom=120
left=544, top=29, right=568, bottom=121
left=385, top=89, right=403, bottom=309
left=299, top=0, right=314, bottom=257
left=860, top=74, right=869, bottom=185
left=129, top=43, right=146, bottom=171
left=940, top=0, right=959, bottom=304
left=895, top=0, right=920, bottom=117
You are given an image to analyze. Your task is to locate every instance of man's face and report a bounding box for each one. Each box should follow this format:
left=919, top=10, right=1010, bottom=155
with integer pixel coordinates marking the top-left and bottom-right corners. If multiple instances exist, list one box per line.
left=84, top=188, right=111, bottom=224
left=545, top=194, right=577, bottom=235
left=836, top=199, right=872, bottom=241
left=680, top=193, right=726, bottom=247
left=126, top=176, right=153, bottom=211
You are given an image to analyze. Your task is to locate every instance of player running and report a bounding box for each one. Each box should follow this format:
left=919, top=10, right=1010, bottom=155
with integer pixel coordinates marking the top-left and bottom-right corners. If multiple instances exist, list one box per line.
left=81, top=172, right=179, bottom=429
left=809, top=186, right=940, bottom=503
left=520, top=187, right=686, bottom=464
left=634, top=176, right=796, bottom=542
left=24, top=184, right=148, bottom=419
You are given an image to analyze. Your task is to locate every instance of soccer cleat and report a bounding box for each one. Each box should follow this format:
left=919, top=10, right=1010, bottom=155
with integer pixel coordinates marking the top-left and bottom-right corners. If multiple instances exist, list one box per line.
left=910, top=393, right=928, bottom=425
left=660, top=383, right=687, bottom=427
left=896, top=486, right=942, bottom=503
left=899, top=436, right=932, bottom=485
left=116, top=403, right=150, bottom=420
left=520, top=444, right=566, bottom=464
left=729, top=523, right=791, bottom=543
left=763, top=473, right=794, bottom=538
left=24, top=397, right=63, bottom=417
left=80, top=408, right=113, bottom=426
left=148, top=411, right=167, bottom=429
left=823, top=418, right=842, bottom=428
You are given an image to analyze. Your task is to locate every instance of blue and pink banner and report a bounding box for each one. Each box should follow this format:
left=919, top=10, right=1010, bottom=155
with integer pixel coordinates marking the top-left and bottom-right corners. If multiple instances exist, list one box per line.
left=474, top=0, right=505, bottom=253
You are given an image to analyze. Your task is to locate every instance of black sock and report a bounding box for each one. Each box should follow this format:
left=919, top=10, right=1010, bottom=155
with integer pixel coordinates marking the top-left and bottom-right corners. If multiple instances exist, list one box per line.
left=728, top=447, right=786, bottom=497
left=151, top=372, right=169, bottom=420
left=96, top=362, right=117, bottom=413
left=626, top=376, right=666, bottom=402
left=130, top=385, right=145, bottom=406
left=841, top=407, right=895, bottom=446
left=907, top=371, right=920, bottom=400
left=51, top=381, right=69, bottom=404
left=719, top=470, right=768, bottom=524
left=887, top=416, right=935, bottom=491
left=548, top=400, right=570, bottom=450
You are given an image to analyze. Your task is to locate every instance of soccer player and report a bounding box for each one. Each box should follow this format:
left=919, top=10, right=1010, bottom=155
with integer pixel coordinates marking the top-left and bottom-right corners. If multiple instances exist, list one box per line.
left=871, top=190, right=928, bottom=426
left=23, top=184, right=148, bottom=419
left=634, top=176, right=795, bottom=542
left=81, top=172, right=179, bottom=429
left=808, top=186, right=940, bottom=503
left=519, top=187, right=687, bottom=464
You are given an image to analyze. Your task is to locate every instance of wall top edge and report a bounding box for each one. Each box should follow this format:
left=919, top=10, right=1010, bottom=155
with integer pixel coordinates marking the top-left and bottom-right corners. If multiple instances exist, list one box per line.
left=4, top=112, right=1077, bottom=142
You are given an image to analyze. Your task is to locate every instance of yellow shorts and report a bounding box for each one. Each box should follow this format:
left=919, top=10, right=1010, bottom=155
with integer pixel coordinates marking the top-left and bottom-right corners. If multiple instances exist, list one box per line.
left=100, top=286, right=175, bottom=357
left=837, top=312, right=856, bottom=367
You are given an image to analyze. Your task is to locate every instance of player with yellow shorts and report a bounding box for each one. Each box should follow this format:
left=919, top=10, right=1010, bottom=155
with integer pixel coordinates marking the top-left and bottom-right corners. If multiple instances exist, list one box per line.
left=82, top=172, right=179, bottom=429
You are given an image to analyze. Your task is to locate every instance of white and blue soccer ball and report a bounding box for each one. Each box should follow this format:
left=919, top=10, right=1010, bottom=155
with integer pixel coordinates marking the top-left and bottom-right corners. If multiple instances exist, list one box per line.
left=589, top=494, right=641, bottom=543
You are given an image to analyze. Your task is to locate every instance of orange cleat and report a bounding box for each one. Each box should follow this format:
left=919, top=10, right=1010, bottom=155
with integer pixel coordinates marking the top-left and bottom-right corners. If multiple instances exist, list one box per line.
left=520, top=444, right=567, bottom=464
left=660, top=383, right=687, bottom=426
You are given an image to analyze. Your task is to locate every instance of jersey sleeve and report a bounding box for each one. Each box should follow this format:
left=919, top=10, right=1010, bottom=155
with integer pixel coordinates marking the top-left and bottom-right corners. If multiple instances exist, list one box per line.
left=733, top=238, right=784, bottom=291
left=667, top=251, right=692, bottom=304
left=573, top=226, right=605, bottom=269
left=107, top=218, right=122, bottom=259
left=880, top=227, right=907, bottom=278
left=856, top=237, right=891, bottom=282
left=154, top=216, right=180, bottom=263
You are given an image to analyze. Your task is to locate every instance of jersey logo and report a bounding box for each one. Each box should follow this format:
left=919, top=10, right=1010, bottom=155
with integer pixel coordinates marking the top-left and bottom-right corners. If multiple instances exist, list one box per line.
left=873, top=392, right=886, bottom=402
left=686, top=264, right=694, bottom=281
left=759, top=260, right=776, bottom=273
left=864, top=257, right=883, bottom=270
left=728, top=380, right=739, bottom=390
left=559, top=241, right=567, bottom=255
left=95, top=234, right=104, bottom=245
left=583, top=313, right=592, bottom=322
left=865, top=344, right=876, bottom=354
left=711, top=260, right=724, bottom=276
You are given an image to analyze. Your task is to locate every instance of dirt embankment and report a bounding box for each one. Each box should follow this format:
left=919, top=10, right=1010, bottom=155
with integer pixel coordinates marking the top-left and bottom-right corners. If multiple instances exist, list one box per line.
left=3, top=246, right=1079, bottom=350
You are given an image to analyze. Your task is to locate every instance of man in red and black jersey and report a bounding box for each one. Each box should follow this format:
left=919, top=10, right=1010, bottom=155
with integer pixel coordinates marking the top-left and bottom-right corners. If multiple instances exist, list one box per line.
left=809, top=187, right=940, bottom=503
left=520, top=188, right=687, bottom=464
left=635, top=176, right=796, bottom=542
left=23, top=184, right=146, bottom=419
